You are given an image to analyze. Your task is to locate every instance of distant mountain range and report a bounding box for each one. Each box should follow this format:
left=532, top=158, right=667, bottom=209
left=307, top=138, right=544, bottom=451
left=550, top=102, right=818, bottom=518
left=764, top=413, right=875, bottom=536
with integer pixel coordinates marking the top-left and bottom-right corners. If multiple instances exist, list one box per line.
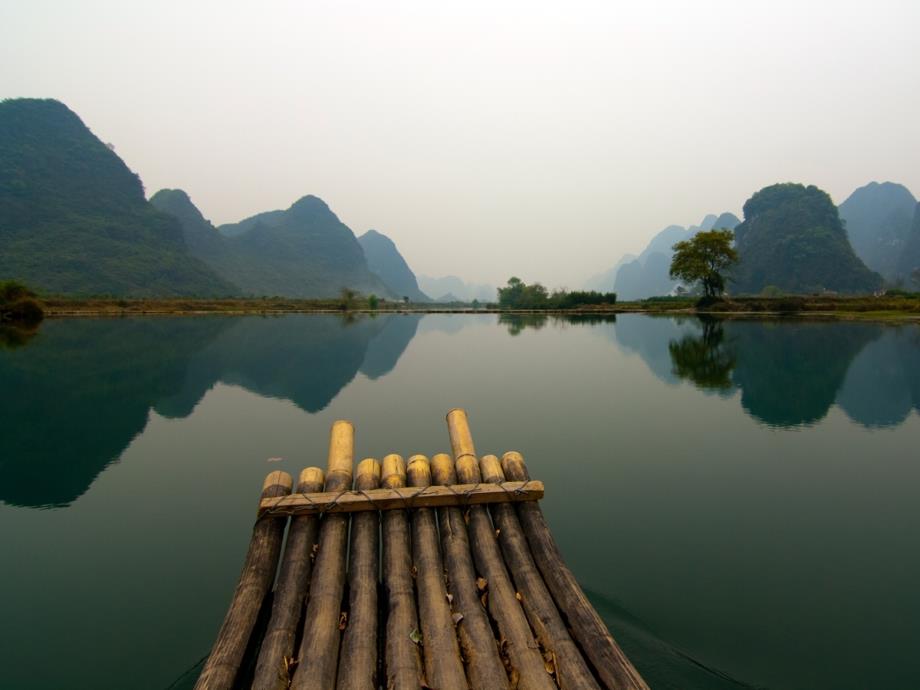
left=593, top=180, right=920, bottom=298
left=838, top=182, right=917, bottom=280
left=0, top=99, right=236, bottom=296
left=3, top=98, right=918, bottom=299
left=589, top=212, right=740, bottom=299
left=416, top=275, right=496, bottom=303
left=357, top=229, right=429, bottom=302
left=150, top=189, right=392, bottom=298
left=0, top=98, right=435, bottom=299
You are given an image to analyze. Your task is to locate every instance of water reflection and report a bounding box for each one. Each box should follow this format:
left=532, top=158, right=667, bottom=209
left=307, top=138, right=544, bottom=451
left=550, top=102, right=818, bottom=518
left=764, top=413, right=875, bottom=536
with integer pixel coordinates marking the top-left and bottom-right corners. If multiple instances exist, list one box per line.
left=0, top=324, right=39, bottom=349
left=0, top=314, right=421, bottom=508
left=498, top=312, right=617, bottom=335
left=667, top=318, right=735, bottom=392
left=3, top=313, right=919, bottom=509
left=622, top=315, right=919, bottom=429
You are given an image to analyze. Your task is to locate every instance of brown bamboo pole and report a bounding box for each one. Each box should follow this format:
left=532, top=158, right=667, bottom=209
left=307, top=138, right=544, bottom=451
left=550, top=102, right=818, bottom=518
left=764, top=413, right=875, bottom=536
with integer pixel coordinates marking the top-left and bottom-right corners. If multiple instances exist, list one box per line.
left=253, top=467, right=326, bottom=690
left=406, top=455, right=468, bottom=690
left=431, top=453, right=510, bottom=690
left=336, top=458, right=382, bottom=690
left=290, top=421, right=355, bottom=690
left=381, top=454, right=424, bottom=689
left=480, top=455, right=600, bottom=690
left=446, top=410, right=556, bottom=690
left=195, top=471, right=293, bottom=690
left=502, top=452, right=650, bottom=690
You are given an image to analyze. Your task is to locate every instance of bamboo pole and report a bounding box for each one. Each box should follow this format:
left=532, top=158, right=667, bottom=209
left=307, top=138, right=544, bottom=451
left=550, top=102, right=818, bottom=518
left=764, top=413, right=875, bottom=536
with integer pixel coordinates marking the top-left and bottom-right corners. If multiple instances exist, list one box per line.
left=253, top=467, right=326, bottom=690
left=431, top=453, right=510, bottom=690
left=195, top=471, right=293, bottom=690
left=406, top=455, right=468, bottom=690
left=258, top=481, right=544, bottom=516
left=290, top=421, right=355, bottom=690
left=381, top=454, right=424, bottom=688
left=480, top=455, right=600, bottom=690
left=336, top=458, right=382, bottom=690
left=446, top=410, right=556, bottom=690
left=501, top=452, right=650, bottom=690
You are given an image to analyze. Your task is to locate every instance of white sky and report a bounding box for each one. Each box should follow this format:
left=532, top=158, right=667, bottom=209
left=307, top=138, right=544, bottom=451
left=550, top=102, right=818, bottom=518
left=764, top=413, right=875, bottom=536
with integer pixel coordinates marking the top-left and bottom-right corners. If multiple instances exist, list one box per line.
left=2, top=0, right=918, bottom=287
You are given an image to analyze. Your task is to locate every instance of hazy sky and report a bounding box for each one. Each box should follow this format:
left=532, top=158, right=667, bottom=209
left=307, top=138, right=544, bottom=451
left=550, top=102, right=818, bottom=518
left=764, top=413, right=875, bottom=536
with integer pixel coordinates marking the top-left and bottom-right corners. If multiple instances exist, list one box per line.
left=2, top=0, right=919, bottom=287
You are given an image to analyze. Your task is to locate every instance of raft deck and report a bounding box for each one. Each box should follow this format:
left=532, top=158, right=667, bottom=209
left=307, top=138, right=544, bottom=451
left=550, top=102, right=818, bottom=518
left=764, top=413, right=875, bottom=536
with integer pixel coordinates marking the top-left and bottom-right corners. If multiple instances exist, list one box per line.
left=195, top=409, right=648, bottom=690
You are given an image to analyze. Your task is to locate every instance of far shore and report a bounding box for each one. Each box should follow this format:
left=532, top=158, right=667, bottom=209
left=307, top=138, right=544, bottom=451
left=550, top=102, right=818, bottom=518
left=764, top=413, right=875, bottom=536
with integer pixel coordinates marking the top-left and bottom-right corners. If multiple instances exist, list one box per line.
left=38, top=295, right=920, bottom=322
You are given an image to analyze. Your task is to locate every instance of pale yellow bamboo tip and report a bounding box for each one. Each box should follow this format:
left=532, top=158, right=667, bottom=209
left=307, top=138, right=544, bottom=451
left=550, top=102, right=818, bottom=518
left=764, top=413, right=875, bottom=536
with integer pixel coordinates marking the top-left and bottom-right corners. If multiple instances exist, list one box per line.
left=501, top=451, right=530, bottom=481
left=381, top=453, right=406, bottom=489
left=357, top=458, right=382, bottom=481
left=479, top=454, right=504, bottom=484
left=455, top=454, right=481, bottom=483
left=263, top=470, right=294, bottom=491
left=327, top=419, right=355, bottom=477
left=430, top=453, right=455, bottom=485
left=298, top=467, right=325, bottom=491
left=407, top=454, right=432, bottom=487
left=355, top=457, right=382, bottom=491
left=446, top=408, right=476, bottom=460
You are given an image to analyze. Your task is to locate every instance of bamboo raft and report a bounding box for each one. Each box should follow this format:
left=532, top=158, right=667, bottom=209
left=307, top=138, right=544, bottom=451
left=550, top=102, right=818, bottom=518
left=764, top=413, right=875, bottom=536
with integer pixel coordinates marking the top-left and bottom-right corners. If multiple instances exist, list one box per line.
left=195, top=409, right=648, bottom=690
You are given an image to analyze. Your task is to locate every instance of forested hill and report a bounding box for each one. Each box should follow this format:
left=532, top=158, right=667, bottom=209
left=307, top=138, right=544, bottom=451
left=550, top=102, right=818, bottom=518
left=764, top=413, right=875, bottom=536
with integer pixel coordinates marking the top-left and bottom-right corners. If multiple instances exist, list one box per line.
left=0, top=98, right=236, bottom=296
left=152, top=190, right=395, bottom=299
left=732, top=183, right=882, bottom=294
left=358, top=229, right=429, bottom=302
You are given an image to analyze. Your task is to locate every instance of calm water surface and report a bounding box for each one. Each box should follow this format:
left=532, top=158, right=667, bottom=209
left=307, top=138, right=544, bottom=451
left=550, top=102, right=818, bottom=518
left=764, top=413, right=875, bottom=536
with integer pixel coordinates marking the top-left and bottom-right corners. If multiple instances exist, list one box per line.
left=1, top=314, right=918, bottom=689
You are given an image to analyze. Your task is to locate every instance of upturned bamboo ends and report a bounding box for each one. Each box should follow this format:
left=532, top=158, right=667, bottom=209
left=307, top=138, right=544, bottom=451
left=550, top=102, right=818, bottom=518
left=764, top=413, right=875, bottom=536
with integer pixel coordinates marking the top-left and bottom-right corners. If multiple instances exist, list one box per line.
left=198, top=412, right=648, bottom=690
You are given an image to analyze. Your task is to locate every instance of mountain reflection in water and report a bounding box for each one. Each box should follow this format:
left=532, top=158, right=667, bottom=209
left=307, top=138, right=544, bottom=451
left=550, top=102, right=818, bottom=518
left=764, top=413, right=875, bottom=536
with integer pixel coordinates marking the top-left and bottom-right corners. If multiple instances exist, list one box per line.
left=1, top=313, right=918, bottom=510
left=0, top=314, right=420, bottom=508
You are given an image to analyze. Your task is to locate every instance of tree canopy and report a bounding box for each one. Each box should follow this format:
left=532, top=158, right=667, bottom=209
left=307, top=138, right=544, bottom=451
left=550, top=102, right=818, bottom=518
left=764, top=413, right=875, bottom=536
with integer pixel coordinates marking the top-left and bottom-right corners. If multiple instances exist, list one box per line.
left=497, top=277, right=616, bottom=309
left=669, top=229, right=738, bottom=298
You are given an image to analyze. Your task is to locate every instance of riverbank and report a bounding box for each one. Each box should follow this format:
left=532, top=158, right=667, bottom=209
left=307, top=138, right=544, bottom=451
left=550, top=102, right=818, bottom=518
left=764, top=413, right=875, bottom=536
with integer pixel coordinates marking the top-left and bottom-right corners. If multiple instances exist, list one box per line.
left=40, top=294, right=920, bottom=320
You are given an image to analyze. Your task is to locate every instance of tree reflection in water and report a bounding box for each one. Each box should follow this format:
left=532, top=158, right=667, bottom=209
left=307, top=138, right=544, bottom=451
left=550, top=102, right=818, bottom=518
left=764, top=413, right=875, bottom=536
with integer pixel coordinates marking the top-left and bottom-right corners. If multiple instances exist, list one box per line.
left=668, top=317, right=736, bottom=391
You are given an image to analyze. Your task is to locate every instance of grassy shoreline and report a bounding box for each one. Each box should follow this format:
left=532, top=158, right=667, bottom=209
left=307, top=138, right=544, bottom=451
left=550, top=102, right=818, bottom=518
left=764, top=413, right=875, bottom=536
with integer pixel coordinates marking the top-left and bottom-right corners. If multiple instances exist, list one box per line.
left=38, top=295, right=920, bottom=321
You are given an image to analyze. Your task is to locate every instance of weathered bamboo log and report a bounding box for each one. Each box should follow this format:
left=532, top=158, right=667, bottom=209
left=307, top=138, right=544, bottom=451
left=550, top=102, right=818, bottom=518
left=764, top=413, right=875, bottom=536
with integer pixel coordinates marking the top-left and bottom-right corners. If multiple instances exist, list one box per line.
left=195, top=471, right=293, bottom=690
left=406, top=455, right=468, bottom=690
left=431, top=453, right=510, bottom=690
left=336, top=458, right=382, bottom=690
left=502, top=452, right=650, bottom=690
left=446, top=411, right=556, bottom=690
left=381, top=454, right=424, bottom=688
left=253, top=467, right=326, bottom=690
left=480, top=455, right=601, bottom=690
left=258, top=481, right=544, bottom=516
left=290, top=421, right=355, bottom=690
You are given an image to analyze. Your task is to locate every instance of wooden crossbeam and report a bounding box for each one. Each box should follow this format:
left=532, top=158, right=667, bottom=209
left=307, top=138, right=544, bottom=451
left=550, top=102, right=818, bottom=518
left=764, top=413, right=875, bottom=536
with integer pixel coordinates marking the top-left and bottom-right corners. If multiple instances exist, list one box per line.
left=257, top=480, right=544, bottom=517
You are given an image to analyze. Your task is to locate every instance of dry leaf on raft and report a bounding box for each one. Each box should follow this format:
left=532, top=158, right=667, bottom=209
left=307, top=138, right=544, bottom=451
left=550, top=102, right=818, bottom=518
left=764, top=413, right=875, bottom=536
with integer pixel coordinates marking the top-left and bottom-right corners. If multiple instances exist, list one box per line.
left=338, top=612, right=347, bottom=630
left=452, top=612, right=464, bottom=625
left=266, top=457, right=284, bottom=463
left=476, top=577, right=488, bottom=591
left=409, top=628, right=422, bottom=644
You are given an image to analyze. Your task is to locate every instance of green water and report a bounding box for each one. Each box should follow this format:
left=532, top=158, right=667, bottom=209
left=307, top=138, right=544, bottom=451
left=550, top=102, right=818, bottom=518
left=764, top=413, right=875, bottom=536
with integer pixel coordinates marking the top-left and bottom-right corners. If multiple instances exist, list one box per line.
left=1, top=314, right=918, bottom=689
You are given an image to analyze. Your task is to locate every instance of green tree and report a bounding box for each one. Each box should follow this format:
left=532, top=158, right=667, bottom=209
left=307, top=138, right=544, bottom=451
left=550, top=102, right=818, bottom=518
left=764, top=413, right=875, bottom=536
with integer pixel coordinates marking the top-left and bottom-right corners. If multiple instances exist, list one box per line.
left=368, top=294, right=379, bottom=310
left=669, top=229, right=739, bottom=298
left=497, top=277, right=549, bottom=309
left=0, top=280, right=44, bottom=325
left=339, top=287, right=358, bottom=311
